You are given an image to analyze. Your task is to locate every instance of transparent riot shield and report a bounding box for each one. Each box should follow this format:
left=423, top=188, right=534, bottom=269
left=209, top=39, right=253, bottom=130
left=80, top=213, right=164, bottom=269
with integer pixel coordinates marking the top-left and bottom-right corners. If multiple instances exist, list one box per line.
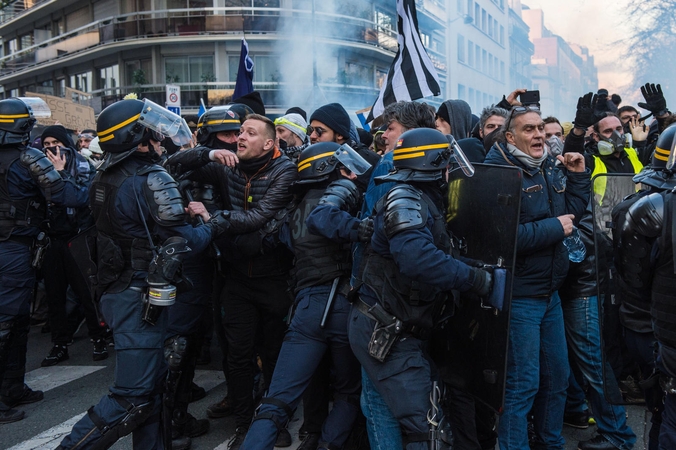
left=591, top=173, right=639, bottom=404
left=431, top=163, right=521, bottom=413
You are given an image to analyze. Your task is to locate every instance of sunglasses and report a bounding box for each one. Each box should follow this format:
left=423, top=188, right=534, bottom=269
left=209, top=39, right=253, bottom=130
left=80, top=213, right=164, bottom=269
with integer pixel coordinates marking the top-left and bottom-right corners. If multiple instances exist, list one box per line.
left=505, top=106, right=540, bottom=132
left=307, top=125, right=327, bottom=138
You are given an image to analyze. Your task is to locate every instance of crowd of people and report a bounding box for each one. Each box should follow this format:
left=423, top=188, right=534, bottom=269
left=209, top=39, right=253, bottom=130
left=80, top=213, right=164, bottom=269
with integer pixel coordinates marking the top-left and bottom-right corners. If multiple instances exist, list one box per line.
left=0, top=82, right=675, bottom=450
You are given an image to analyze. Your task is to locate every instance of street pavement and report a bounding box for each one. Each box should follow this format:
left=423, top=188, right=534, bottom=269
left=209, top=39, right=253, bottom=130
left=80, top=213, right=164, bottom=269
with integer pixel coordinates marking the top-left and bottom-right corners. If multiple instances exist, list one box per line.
left=1, top=321, right=651, bottom=449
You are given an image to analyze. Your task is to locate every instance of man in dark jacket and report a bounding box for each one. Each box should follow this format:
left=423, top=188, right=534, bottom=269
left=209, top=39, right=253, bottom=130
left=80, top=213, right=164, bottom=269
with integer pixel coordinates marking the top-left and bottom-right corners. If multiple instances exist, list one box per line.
left=168, top=114, right=298, bottom=450
left=484, top=107, right=590, bottom=449
left=457, top=105, right=509, bottom=163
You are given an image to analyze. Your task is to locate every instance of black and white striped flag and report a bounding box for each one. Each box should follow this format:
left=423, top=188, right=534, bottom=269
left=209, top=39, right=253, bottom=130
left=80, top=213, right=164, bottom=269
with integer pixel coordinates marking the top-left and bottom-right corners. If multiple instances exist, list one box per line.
left=367, top=0, right=441, bottom=122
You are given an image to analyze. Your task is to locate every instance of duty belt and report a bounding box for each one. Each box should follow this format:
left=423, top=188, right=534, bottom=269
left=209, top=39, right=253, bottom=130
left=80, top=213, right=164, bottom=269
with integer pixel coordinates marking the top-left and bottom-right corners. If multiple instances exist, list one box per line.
left=354, top=297, right=431, bottom=339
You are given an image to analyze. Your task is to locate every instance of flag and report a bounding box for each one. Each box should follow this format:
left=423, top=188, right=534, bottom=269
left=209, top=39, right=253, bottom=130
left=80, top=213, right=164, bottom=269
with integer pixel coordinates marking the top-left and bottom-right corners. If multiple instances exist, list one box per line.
left=355, top=107, right=372, bottom=132
left=366, top=0, right=441, bottom=122
left=198, top=98, right=207, bottom=118
left=233, top=38, right=254, bottom=100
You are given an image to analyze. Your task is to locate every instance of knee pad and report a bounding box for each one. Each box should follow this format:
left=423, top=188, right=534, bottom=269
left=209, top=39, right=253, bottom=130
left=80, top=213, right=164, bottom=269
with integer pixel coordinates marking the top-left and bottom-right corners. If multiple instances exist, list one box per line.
left=252, top=397, right=294, bottom=431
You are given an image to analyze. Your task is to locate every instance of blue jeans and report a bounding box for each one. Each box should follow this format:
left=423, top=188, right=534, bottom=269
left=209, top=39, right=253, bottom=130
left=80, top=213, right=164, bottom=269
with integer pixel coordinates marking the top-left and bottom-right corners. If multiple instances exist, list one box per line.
left=562, top=295, right=636, bottom=450
left=361, top=367, right=403, bottom=450
left=499, top=294, right=569, bottom=450
left=240, top=288, right=361, bottom=450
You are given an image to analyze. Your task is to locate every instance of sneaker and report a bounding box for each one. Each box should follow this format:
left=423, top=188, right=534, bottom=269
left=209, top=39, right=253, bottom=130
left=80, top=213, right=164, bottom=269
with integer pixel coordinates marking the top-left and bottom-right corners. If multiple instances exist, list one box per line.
left=172, top=436, right=192, bottom=450
left=297, top=432, right=320, bottom=450
left=578, top=434, right=616, bottom=450
left=1, top=386, right=44, bottom=408
left=564, top=410, right=590, bottom=429
left=275, top=427, right=292, bottom=447
left=173, top=412, right=210, bottom=438
left=228, top=426, right=248, bottom=450
left=92, top=338, right=109, bottom=361
left=207, top=395, right=232, bottom=418
left=41, top=345, right=69, bottom=367
left=0, top=402, right=24, bottom=424
left=189, top=382, right=206, bottom=403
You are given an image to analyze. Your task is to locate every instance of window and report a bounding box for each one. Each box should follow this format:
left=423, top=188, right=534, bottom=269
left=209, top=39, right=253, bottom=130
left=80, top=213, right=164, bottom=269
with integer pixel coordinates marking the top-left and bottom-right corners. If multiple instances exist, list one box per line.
left=5, top=38, right=18, bottom=55
left=474, top=4, right=480, bottom=24
left=70, top=71, right=93, bottom=92
left=166, top=56, right=215, bottom=83
left=500, top=61, right=505, bottom=82
left=66, top=7, right=90, bottom=32
left=420, top=31, right=430, bottom=48
left=99, top=64, right=120, bottom=91
left=488, top=14, right=493, bottom=38
left=375, top=9, right=395, bottom=31
left=482, top=49, right=487, bottom=74
left=500, top=25, right=504, bottom=45
left=458, top=84, right=466, bottom=101
left=20, top=34, right=33, bottom=50
left=467, top=40, right=474, bottom=66
left=457, top=34, right=465, bottom=63
left=229, top=55, right=280, bottom=82
left=376, top=69, right=387, bottom=89
left=345, top=61, right=374, bottom=87
left=126, top=59, right=152, bottom=85
left=481, top=9, right=487, bottom=33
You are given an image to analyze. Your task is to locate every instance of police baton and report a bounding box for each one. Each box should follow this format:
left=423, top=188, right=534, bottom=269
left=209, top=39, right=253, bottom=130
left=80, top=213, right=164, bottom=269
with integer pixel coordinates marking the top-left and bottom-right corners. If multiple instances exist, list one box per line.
left=320, top=277, right=340, bottom=329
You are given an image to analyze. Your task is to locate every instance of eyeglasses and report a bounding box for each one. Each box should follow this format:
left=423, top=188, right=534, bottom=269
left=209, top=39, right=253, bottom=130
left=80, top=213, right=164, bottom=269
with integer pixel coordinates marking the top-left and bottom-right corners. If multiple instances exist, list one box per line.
left=307, top=125, right=327, bottom=138
left=78, top=133, right=95, bottom=140
left=504, top=106, right=540, bottom=133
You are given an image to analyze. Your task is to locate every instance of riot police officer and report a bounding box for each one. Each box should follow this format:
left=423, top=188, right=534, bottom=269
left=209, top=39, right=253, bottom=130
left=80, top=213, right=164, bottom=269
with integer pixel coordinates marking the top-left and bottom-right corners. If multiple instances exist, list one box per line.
left=239, top=142, right=372, bottom=450
left=57, top=98, right=229, bottom=450
left=349, top=128, right=493, bottom=450
left=0, top=97, right=88, bottom=423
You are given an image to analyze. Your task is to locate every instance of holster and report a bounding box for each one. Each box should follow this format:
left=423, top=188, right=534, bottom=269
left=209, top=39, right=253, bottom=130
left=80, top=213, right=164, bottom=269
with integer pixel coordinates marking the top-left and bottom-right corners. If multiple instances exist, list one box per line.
left=368, top=321, right=400, bottom=363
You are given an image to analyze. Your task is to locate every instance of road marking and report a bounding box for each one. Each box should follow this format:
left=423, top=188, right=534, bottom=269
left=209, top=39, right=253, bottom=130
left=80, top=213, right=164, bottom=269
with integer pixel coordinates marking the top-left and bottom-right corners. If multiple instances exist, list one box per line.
left=25, top=366, right=106, bottom=392
left=7, top=413, right=86, bottom=450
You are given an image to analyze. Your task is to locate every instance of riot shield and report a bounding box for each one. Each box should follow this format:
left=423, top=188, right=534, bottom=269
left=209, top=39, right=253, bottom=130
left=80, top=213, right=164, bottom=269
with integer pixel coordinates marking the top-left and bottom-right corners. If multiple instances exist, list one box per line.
left=432, top=163, right=521, bottom=414
left=591, top=173, right=639, bottom=405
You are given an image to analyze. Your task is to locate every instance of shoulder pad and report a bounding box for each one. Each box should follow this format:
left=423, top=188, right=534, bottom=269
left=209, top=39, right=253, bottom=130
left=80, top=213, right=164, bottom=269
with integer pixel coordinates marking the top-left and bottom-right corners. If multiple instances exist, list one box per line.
left=625, top=192, right=664, bottom=238
left=143, top=169, right=186, bottom=226
left=317, top=178, right=360, bottom=212
left=383, top=184, right=427, bottom=238
left=20, top=147, right=64, bottom=193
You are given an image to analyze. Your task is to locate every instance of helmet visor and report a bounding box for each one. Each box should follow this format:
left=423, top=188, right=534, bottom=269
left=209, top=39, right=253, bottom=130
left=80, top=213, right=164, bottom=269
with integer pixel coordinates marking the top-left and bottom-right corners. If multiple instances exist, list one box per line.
left=18, top=97, right=51, bottom=118
left=139, top=99, right=192, bottom=146
left=334, top=144, right=371, bottom=176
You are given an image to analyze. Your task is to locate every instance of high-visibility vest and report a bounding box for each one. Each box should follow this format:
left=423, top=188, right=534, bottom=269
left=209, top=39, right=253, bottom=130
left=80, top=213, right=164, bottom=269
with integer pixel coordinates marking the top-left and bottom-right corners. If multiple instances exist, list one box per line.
left=591, top=147, right=643, bottom=202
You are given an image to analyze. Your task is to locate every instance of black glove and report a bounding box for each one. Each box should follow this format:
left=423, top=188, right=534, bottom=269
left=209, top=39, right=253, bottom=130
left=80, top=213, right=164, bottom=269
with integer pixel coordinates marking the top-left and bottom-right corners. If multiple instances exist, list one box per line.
left=573, top=92, right=598, bottom=129
left=357, top=217, right=374, bottom=243
left=638, top=83, right=668, bottom=116
left=207, top=210, right=231, bottom=237
left=469, top=268, right=493, bottom=298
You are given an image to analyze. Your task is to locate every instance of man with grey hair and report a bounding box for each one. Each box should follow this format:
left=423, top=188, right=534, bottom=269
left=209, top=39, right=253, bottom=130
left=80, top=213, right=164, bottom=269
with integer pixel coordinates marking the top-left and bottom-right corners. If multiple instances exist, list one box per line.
left=458, top=105, right=509, bottom=162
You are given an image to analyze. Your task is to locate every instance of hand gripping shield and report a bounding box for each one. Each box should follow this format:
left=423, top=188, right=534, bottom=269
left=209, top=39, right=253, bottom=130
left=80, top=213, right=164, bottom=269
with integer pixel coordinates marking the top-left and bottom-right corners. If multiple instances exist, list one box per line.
left=430, top=163, right=521, bottom=413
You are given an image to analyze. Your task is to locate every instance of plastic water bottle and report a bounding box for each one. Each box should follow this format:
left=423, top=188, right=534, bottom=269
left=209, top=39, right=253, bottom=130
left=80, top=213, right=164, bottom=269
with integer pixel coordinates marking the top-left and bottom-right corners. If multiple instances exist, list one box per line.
left=563, top=227, right=586, bottom=263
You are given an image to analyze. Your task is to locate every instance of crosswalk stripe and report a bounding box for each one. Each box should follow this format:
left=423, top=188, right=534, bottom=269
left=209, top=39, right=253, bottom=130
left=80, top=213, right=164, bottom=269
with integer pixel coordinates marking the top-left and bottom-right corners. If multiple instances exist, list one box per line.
left=9, top=370, right=225, bottom=450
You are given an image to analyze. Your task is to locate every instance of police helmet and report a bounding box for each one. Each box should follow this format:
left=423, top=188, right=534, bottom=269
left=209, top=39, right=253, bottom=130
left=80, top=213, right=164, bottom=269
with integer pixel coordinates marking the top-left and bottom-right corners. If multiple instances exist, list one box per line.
left=293, top=142, right=372, bottom=189
left=96, top=99, right=147, bottom=154
left=0, top=98, right=42, bottom=145
left=196, top=108, right=241, bottom=145
left=377, top=128, right=452, bottom=183
left=653, top=123, right=676, bottom=170
left=226, top=103, right=255, bottom=122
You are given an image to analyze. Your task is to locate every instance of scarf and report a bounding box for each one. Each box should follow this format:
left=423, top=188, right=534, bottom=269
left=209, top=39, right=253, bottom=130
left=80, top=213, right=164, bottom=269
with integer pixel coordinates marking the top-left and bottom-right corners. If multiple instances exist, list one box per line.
left=238, top=150, right=273, bottom=176
left=507, top=143, right=548, bottom=169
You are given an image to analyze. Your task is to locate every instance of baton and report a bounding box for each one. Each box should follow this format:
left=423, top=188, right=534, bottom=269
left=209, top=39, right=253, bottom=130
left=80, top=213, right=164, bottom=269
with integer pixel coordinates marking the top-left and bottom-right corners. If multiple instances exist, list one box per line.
left=320, top=277, right=340, bottom=329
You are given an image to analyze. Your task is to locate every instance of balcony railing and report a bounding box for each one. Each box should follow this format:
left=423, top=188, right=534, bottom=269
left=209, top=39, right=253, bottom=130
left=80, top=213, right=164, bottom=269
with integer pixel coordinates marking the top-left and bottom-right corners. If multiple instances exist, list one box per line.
left=0, top=0, right=53, bottom=25
left=0, top=7, right=399, bottom=78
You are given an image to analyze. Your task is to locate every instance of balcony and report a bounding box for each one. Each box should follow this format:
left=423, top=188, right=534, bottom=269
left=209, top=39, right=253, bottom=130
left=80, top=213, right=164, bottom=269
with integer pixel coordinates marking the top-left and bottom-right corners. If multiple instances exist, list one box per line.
left=0, top=7, right=398, bottom=79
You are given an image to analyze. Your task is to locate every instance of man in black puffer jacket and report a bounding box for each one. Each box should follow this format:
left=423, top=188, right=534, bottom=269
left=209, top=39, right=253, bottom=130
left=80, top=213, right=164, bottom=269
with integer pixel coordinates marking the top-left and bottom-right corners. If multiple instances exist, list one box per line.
left=166, top=114, right=298, bottom=449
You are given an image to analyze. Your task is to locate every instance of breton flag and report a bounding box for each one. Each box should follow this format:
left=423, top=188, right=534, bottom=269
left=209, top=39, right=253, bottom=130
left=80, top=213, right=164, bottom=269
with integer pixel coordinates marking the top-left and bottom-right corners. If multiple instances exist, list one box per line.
left=233, top=38, right=254, bottom=99
left=366, top=0, right=441, bottom=122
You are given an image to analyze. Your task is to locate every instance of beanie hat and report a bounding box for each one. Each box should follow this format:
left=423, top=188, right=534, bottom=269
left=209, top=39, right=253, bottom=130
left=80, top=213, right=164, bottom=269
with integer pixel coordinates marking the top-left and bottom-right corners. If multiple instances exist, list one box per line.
left=41, top=125, right=75, bottom=149
left=310, top=103, right=351, bottom=139
left=436, top=103, right=451, bottom=124
left=274, top=113, right=307, bottom=142
left=232, top=91, right=265, bottom=115
left=286, top=106, right=307, bottom=121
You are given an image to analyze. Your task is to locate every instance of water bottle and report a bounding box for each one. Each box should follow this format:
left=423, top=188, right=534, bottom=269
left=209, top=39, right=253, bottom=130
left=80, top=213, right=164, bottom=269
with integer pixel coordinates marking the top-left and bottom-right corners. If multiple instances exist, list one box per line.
left=563, top=227, right=586, bottom=263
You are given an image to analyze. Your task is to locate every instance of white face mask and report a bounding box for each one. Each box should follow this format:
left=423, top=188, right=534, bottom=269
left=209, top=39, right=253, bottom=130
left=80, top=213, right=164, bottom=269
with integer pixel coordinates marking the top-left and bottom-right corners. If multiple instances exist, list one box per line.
left=546, top=136, right=563, bottom=157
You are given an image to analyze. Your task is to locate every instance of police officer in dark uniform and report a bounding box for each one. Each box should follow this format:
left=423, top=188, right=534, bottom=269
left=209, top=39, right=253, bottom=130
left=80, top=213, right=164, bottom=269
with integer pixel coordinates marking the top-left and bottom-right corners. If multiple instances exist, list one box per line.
left=57, top=98, right=230, bottom=450
left=349, top=128, right=493, bottom=450
left=239, top=141, right=372, bottom=450
left=0, top=97, right=88, bottom=423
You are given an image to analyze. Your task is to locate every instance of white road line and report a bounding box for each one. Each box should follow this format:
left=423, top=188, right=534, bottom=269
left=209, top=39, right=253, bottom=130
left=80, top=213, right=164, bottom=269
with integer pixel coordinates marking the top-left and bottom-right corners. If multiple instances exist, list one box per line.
left=7, top=413, right=86, bottom=450
left=25, top=366, right=106, bottom=393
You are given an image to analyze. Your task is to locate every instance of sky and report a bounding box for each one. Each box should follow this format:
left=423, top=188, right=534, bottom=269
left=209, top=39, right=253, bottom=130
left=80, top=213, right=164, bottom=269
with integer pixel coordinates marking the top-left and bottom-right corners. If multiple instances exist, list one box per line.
left=521, top=0, right=637, bottom=103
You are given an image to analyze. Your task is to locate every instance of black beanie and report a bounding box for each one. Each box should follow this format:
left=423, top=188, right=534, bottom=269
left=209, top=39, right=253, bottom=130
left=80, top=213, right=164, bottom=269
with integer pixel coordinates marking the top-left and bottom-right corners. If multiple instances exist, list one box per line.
left=286, top=106, right=307, bottom=121
left=436, top=103, right=450, bottom=124
left=309, top=103, right=351, bottom=139
left=41, top=125, right=75, bottom=149
left=233, top=91, right=265, bottom=115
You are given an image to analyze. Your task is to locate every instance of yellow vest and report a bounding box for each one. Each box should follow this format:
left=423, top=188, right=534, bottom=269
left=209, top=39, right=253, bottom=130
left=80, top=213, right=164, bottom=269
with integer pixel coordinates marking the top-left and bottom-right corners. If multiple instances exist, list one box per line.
left=591, top=147, right=643, bottom=203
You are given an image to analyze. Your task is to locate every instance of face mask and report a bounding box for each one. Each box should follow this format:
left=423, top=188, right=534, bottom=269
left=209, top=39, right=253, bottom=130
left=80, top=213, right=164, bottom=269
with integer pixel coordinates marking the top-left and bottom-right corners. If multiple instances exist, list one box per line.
left=597, top=130, right=626, bottom=155
left=546, top=136, right=563, bottom=157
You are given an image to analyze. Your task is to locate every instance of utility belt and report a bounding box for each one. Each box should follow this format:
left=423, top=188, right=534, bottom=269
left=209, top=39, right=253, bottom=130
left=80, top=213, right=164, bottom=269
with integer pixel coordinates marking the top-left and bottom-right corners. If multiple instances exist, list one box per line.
left=354, top=296, right=431, bottom=362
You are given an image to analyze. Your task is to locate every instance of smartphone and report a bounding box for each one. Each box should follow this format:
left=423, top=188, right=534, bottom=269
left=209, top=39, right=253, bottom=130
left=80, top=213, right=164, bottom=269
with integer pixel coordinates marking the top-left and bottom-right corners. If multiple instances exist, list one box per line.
left=519, top=90, right=540, bottom=107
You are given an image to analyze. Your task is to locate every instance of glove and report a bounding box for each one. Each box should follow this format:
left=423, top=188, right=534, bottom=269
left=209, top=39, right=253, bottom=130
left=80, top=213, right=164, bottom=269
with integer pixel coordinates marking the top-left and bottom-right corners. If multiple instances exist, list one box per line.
left=207, top=210, right=231, bottom=237
left=357, top=217, right=374, bottom=243
left=573, top=92, right=598, bottom=129
left=469, top=268, right=493, bottom=298
left=638, top=83, right=667, bottom=115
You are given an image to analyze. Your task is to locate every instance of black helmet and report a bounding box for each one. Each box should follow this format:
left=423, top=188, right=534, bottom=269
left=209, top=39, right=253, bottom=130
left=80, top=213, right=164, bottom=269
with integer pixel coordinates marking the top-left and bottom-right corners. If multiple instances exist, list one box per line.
left=97, top=99, right=147, bottom=154
left=0, top=98, right=39, bottom=145
left=652, top=123, right=676, bottom=170
left=196, top=108, right=241, bottom=145
left=227, top=103, right=255, bottom=122
left=294, top=142, right=372, bottom=189
left=377, top=128, right=451, bottom=183
left=635, top=123, right=676, bottom=190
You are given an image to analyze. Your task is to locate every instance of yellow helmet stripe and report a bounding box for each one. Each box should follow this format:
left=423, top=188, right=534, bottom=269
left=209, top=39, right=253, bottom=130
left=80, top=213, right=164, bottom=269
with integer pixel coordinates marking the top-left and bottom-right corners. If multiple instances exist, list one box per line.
left=98, top=113, right=142, bottom=139
left=393, top=143, right=448, bottom=155
left=0, top=113, right=29, bottom=119
left=393, top=152, right=426, bottom=161
left=297, top=151, right=335, bottom=171
left=655, top=146, right=670, bottom=161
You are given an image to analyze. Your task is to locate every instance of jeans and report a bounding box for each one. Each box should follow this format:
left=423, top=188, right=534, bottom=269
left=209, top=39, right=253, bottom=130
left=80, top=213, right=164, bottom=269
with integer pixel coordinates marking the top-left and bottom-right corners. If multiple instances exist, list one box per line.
left=562, top=295, right=636, bottom=450
left=498, top=293, right=569, bottom=450
left=361, top=367, right=403, bottom=450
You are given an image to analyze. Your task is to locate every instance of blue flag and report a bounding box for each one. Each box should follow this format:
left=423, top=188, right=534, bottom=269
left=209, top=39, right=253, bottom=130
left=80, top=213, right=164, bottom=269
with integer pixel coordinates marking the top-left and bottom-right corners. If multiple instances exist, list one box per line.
left=233, top=38, right=254, bottom=100
left=198, top=98, right=207, bottom=118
